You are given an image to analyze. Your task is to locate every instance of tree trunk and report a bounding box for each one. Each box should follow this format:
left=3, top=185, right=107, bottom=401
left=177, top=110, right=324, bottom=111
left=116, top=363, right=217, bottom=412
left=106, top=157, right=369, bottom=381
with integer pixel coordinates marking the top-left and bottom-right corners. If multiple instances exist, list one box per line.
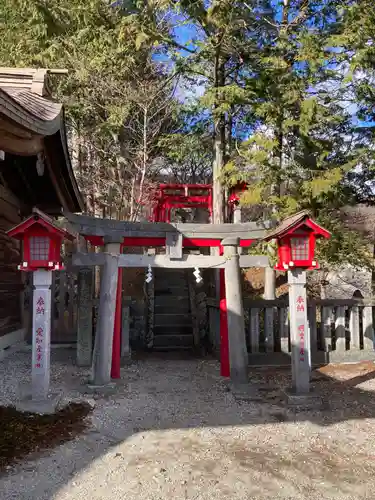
left=212, top=49, right=226, bottom=224
left=138, top=106, right=148, bottom=221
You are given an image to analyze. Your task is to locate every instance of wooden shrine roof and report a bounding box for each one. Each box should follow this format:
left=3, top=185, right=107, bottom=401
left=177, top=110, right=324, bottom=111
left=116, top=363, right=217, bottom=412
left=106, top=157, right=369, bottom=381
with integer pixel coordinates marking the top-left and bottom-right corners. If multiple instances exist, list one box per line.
left=265, top=210, right=310, bottom=239
left=0, top=68, right=65, bottom=136
left=0, top=68, right=83, bottom=213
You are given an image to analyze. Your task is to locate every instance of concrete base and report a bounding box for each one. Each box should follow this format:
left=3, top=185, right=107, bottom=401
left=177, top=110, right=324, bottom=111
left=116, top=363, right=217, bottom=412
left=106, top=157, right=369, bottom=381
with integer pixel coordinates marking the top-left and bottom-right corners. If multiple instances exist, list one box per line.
left=284, top=388, right=323, bottom=410
left=16, top=392, right=62, bottom=415
left=85, top=382, right=117, bottom=395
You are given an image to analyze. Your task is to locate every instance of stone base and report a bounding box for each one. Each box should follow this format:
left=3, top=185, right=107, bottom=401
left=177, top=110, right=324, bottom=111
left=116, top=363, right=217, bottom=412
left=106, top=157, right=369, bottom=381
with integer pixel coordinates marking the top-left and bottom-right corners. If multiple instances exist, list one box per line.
left=229, top=383, right=275, bottom=402
left=85, top=382, right=117, bottom=395
left=16, top=392, right=62, bottom=415
left=120, top=354, right=132, bottom=366
left=284, top=388, right=323, bottom=409
left=76, top=360, right=93, bottom=368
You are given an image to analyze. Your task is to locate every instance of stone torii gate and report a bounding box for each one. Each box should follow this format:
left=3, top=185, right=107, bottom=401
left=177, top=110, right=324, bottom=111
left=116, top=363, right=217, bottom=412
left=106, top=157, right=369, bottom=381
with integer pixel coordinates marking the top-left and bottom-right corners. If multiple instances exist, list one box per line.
left=66, top=213, right=268, bottom=388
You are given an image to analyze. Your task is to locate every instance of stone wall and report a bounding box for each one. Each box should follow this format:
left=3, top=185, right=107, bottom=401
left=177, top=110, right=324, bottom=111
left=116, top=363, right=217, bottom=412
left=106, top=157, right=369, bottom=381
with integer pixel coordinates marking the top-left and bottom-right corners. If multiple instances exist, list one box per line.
left=308, top=266, right=372, bottom=299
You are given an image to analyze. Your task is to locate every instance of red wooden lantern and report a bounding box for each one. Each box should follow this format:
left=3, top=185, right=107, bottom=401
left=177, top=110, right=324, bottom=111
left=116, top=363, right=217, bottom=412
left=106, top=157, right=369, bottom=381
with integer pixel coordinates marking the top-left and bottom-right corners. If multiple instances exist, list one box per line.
left=6, top=208, right=74, bottom=271
left=265, top=211, right=330, bottom=271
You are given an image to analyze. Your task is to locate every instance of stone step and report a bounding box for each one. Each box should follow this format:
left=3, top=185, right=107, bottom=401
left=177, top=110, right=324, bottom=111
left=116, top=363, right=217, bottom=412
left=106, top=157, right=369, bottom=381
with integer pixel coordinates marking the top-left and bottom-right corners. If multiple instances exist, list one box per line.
left=155, top=279, right=188, bottom=285
left=154, top=313, right=191, bottom=326
left=153, top=334, right=194, bottom=348
left=154, top=280, right=187, bottom=285
left=154, top=269, right=187, bottom=274
left=152, top=345, right=194, bottom=352
left=154, top=272, right=187, bottom=282
left=155, top=281, right=188, bottom=288
left=155, top=286, right=189, bottom=294
left=154, top=304, right=191, bottom=314
left=154, top=325, right=193, bottom=336
left=154, top=295, right=190, bottom=305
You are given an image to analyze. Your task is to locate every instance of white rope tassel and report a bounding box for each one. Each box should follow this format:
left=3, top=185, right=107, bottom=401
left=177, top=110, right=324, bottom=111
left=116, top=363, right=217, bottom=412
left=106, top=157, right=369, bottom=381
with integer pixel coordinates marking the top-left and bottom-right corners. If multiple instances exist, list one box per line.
left=193, top=267, right=202, bottom=284
left=145, top=264, right=153, bottom=283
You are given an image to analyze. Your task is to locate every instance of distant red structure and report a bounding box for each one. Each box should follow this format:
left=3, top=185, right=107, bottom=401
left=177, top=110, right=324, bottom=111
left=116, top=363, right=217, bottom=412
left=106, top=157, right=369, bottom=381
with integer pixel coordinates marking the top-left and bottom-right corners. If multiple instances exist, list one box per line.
left=151, top=184, right=213, bottom=222
left=227, top=182, right=248, bottom=221
left=150, top=182, right=249, bottom=223
left=228, top=181, right=247, bottom=206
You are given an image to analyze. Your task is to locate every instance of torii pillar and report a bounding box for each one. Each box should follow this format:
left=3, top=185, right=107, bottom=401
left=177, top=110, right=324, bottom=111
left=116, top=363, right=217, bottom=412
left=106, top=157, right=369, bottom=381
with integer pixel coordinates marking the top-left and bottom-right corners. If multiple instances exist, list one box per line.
left=89, top=238, right=120, bottom=388
left=222, top=237, right=248, bottom=384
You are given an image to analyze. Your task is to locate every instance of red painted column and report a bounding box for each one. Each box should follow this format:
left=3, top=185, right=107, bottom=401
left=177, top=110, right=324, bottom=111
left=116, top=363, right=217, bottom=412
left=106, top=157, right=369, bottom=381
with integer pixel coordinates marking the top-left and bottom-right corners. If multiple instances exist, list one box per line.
left=219, top=245, right=230, bottom=377
left=111, top=267, right=122, bottom=379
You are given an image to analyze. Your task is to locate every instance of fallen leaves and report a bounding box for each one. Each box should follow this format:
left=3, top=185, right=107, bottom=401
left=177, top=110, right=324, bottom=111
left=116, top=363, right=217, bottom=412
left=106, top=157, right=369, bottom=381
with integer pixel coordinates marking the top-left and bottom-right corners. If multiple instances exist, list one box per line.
left=0, top=402, right=92, bottom=473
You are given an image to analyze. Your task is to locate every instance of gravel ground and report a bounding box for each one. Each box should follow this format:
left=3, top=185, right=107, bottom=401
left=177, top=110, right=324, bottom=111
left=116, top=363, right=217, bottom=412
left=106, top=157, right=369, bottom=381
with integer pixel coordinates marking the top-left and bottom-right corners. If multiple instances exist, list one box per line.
left=1, top=349, right=375, bottom=499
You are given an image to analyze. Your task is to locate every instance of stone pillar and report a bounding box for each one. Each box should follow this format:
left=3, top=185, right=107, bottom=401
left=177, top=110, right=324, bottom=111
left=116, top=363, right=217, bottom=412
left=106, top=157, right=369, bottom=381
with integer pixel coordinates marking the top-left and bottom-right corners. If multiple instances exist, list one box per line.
left=222, top=237, right=248, bottom=384
left=31, top=269, right=53, bottom=399
left=76, top=267, right=93, bottom=367
left=288, top=269, right=310, bottom=394
left=264, top=266, right=276, bottom=300
left=232, top=204, right=243, bottom=256
left=90, top=241, right=120, bottom=387
left=233, top=204, right=242, bottom=224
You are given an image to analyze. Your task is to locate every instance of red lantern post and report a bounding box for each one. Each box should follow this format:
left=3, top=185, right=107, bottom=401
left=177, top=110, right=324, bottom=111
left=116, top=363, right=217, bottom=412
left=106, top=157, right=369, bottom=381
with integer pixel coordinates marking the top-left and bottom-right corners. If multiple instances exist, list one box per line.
left=7, top=208, right=74, bottom=409
left=265, top=211, right=330, bottom=396
left=228, top=182, right=247, bottom=224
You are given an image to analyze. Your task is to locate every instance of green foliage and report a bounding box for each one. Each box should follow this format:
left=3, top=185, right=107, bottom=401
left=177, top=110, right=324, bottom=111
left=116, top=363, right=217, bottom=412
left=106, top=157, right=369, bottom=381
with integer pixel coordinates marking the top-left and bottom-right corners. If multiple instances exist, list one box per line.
left=158, top=107, right=213, bottom=183
left=214, top=0, right=374, bottom=268
left=1, top=0, right=374, bottom=268
left=0, top=0, right=179, bottom=218
left=316, top=213, right=373, bottom=271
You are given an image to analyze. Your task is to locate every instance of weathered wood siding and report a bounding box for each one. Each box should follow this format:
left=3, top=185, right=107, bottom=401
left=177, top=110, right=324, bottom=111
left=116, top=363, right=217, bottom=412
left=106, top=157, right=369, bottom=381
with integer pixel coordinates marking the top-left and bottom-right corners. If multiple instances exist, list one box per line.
left=51, top=271, right=78, bottom=343
left=0, top=186, right=23, bottom=337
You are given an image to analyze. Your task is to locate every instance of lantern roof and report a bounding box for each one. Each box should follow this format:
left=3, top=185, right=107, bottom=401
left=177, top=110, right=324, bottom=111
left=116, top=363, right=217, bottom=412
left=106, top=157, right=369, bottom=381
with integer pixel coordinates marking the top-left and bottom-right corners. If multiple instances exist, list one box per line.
left=264, top=210, right=331, bottom=241
left=6, top=208, right=75, bottom=241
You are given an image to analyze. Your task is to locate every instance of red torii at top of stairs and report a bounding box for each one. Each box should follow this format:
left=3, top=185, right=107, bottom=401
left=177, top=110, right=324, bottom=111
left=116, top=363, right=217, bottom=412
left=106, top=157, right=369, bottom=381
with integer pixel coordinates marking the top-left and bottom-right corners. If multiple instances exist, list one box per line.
left=151, top=184, right=213, bottom=222
left=150, top=182, right=248, bottom=223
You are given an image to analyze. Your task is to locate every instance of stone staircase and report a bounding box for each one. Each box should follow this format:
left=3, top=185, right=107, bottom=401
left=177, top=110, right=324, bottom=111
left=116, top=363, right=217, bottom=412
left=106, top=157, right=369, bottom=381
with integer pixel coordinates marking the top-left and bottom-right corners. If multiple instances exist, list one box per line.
left=152, top=268, right=195, bottom=351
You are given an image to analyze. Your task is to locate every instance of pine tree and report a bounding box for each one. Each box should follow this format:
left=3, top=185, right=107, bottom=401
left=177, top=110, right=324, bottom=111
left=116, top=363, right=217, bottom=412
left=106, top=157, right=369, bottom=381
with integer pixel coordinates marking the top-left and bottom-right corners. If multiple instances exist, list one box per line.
left=135, top=0, right=274, bottom=222
left=222, top=0, right=373, bottom=269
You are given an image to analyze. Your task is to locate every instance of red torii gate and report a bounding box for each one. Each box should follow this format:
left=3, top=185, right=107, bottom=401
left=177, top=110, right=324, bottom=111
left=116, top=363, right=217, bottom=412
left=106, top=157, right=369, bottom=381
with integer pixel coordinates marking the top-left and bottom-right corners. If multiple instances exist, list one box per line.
left=79, top=182, right=251, bottom=380
left=151, top=184, right=213, bottom=223
left=150, top=182, right=248, bottom=223
left=148, top=182, right=249, bottom=378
